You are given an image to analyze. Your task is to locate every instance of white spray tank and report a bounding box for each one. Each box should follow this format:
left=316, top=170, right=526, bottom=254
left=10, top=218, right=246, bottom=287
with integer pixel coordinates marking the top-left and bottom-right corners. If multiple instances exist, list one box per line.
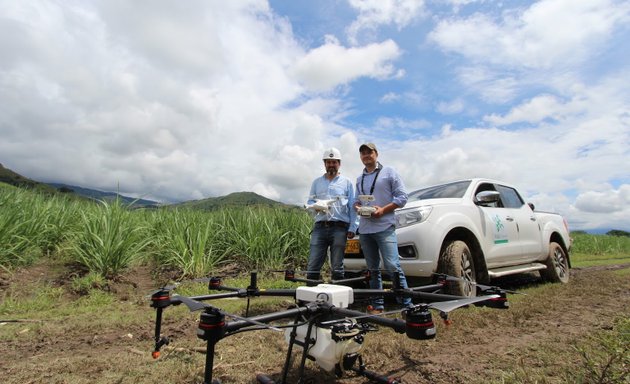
left=286, top=285, right=363, bottom=372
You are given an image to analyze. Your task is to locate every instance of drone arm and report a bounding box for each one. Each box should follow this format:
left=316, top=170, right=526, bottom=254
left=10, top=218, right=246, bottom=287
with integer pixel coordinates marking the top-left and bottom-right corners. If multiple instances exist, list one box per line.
left=410, top=283, right=445, bottom=292
left=330, top=306, right=406, bottom=334
left=224, top=304, right=314, bottom=334
left=331, top=275, right=368, bottom=285
left=186, top=291, right=243, bottom=301
left=353, top=288, right=467, bottom=302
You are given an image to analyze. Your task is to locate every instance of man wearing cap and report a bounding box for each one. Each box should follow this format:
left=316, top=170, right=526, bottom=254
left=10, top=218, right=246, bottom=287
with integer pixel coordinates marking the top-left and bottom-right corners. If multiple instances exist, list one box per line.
left=355, top=143, right=412, bottom=314
left=305, top=148, right=358, bottom=282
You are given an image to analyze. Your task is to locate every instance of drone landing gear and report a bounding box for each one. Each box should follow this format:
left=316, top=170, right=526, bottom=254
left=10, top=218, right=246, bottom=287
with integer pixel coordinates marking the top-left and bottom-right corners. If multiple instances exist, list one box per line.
left=256, top=351, right=400, bottom=384
left=197, top=308, right=226, bottom=384
left=346, top=354, right=401, bottom=384
left=257, top=317, right=400, bottom=384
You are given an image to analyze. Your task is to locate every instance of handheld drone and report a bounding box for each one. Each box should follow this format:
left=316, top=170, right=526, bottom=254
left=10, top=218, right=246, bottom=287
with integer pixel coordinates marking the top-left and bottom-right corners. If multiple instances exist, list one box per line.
left=356, top=195, right=377, bottom=217
left=304, top=195, right=347, bottom=216
left=149, top=270, right=510, bottom=384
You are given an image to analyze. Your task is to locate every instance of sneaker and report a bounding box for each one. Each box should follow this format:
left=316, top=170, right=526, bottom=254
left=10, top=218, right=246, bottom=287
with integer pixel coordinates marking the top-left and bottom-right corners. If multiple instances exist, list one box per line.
left=367, top=305, right=384, bottom=315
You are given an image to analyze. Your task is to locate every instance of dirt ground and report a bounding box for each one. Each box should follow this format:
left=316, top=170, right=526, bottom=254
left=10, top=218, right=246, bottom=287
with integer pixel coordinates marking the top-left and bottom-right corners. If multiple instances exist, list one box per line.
left=1, top=261, right=629, bottom=384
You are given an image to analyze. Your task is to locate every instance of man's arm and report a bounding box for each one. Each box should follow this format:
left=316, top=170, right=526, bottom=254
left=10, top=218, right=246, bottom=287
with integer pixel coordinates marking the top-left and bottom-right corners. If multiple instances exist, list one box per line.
left=307, top=178, right=319, bottom=205
left=346, top=179, right=359, bottom=234
left=390, top=168, right=408, bottom=209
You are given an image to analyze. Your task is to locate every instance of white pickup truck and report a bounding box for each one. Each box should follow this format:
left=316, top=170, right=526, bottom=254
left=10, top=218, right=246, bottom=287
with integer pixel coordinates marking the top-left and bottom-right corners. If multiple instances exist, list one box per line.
left=344, top=178, right=572, bottom=296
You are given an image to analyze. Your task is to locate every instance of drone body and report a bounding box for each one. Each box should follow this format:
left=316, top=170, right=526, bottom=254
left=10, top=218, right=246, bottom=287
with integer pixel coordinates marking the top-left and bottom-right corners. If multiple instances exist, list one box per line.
left=148, top=271, right=510, bottom=384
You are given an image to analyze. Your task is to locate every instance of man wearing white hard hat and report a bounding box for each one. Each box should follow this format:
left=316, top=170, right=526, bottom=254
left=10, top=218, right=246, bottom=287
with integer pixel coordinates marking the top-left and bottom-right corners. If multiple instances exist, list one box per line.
left=305, top=148, right=358, bottom=282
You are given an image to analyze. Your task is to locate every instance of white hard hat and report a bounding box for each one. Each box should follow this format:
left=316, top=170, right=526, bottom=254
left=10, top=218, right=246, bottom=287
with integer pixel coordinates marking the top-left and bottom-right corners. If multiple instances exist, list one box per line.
left=322, top=147, right=341, bottom=161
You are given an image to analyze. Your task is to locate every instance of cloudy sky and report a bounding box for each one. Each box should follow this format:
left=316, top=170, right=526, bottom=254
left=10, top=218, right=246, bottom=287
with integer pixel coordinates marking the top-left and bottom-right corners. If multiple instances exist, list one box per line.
left=1, top=0, right=629, bottom=231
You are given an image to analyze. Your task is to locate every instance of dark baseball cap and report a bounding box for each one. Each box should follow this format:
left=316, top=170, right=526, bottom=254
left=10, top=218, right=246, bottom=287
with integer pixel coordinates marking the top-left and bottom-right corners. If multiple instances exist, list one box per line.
left=359, top=143, right=377, bottom=152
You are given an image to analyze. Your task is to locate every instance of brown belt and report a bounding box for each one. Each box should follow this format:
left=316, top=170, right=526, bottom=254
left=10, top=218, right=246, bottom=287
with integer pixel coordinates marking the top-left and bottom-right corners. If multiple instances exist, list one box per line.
left=314, top=221, right=349, bottom=229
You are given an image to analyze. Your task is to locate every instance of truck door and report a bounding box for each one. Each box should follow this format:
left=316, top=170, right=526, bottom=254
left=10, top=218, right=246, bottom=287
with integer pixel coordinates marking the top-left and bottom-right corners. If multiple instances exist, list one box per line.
left=474, top=183, right=522, bottom=267
left=495, top=185, right=543, bottom=261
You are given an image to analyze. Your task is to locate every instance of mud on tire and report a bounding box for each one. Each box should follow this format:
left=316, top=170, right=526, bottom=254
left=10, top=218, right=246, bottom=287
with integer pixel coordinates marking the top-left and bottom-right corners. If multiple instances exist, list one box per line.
left=439, top=240, right=477, bottom=297
left=540, top=241, right=570, bottom=283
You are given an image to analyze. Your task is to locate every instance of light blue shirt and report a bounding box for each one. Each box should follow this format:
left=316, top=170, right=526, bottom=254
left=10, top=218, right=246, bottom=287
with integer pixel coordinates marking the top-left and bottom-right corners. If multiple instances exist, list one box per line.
left=355, top=164, right=407, bottom=234
left=308, top=174, right=359, bottom=233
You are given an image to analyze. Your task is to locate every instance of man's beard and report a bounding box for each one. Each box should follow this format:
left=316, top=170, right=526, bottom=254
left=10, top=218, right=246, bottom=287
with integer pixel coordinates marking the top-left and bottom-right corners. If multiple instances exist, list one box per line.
left=326, top=168, right=337, bottom=176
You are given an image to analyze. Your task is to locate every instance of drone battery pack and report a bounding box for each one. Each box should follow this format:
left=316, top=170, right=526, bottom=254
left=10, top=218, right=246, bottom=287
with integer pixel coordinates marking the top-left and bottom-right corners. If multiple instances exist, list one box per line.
left=295, top=284, right=354, bottom=308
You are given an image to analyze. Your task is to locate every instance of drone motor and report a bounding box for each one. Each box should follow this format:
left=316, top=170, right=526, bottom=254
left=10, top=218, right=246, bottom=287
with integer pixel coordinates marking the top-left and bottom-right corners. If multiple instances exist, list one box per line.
left=405, top=306, right=437, bottom=340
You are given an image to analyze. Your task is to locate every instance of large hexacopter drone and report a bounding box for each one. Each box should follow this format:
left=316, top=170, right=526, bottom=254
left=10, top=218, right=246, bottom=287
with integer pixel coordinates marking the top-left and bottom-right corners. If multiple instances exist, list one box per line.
left=149, top=270, right=510, bottom=384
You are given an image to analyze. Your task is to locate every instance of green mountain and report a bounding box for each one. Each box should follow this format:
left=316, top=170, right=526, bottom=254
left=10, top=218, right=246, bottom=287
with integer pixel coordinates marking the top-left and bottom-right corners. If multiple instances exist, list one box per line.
left=0, top=163, right=290, bottom=210
left=0, top=163, right=157, bottom=207
left=47, top=183, right=159, bottom=208
left=171, top=191, right=290, bottom=210
left=0, top=163, right=57, bottom=194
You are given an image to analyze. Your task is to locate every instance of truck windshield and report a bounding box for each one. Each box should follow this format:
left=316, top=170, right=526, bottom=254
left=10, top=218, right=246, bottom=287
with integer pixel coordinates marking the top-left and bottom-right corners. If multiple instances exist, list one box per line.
left=409, top=180, right=471, bottom=200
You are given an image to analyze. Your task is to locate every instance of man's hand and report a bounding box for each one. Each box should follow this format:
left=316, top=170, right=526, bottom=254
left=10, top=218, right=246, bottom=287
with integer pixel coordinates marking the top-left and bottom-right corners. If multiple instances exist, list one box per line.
left=371, top=206, right=384, bottom=218
left=347, top=231, right=355, bottom=239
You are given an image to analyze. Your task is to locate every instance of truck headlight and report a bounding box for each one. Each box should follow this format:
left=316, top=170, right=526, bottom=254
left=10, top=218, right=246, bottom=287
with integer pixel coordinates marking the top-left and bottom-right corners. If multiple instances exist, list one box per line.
left=396, top=206, right=433, bottom=228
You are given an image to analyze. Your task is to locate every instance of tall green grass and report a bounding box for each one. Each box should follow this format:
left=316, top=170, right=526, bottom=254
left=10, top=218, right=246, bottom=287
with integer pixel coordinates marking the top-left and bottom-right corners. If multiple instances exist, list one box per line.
left=150, top=209, right=228, bottom=277
left=571, top=232, right=630, bottom=255
left=4, top=184, right=626, bottom=279
left=0, top=186, right=312, bottom=278
left=70, top=199, right=152, bottom=278
left=570, top=232, right=630, bottom=267
left=0, top=187, right=82, bottom=269
left=221, top=207, right=311, bottom=271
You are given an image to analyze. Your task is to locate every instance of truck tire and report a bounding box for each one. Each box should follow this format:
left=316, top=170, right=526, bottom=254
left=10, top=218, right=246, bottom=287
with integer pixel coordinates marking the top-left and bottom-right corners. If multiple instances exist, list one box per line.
left=440, top=240, right=477, bottom=297
left=540, top=242, right=569, bottom=283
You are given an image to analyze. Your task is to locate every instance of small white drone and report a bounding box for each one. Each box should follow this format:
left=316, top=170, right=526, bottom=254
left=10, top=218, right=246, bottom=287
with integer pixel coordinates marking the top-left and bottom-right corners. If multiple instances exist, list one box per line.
left=356, top=195, right=376, bottom=217
left=304, top=196, right=344, bottom=214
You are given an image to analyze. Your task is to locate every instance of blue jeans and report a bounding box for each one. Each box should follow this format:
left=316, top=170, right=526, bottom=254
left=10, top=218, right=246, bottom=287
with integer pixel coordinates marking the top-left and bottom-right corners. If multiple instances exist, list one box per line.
left=307, top=224, right=347, bottom=281
left=360, top=226, right=411, bottom=309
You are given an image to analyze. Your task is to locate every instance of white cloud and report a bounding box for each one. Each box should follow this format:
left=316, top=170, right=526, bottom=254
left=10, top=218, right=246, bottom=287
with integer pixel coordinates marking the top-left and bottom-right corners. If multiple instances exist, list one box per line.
left=455, top=66, right=520, bottom=103
left=428, top=0, right=630, bottom=69
left=291, top=38, right=402, bottom=92
left=346, top=0, right=427, bottom=45
left=574, top=186, right=630, bottom=213
left=484, top=94, right=566, bottom=125
left=437, top=98, right=465, bottom=115
left=0, top=0, right=315, bottom=203
left=380, top=92, right=400, bottom=103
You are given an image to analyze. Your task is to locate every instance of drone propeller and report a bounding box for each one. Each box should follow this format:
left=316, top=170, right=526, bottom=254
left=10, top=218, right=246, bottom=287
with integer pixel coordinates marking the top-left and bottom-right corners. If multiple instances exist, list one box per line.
left=433, top=273, right=526, bottom=295
left=148, top=283, right=179, bottom=297
left=320, top=294, right=499, bottom=326
left=424, top=294, right=500, bottom=313
left=172, top=294, right=283, bottom=332
left=265, top=268, right=312, bottom=275
left=148, top=273, right=227, bottom=296
left=172, top=294, right=208, bottom=311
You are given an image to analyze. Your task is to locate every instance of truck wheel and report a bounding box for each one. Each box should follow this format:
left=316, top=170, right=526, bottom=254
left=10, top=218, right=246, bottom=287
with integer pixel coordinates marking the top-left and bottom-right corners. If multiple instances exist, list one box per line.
left=540, top=242, right=569, bottom=283
left=440, top=240, right=477, bottom=297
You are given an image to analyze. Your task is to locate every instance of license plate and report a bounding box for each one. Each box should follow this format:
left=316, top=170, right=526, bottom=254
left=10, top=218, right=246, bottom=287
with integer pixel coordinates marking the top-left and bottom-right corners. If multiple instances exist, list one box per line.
left=345, top=239, right=361, bottom=254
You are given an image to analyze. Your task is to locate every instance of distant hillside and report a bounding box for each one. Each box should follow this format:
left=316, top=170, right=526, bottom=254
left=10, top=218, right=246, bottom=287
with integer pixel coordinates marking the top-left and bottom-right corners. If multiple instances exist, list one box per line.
left=1, top=163, right=293, bottom=211
left=0, top=163, right=57, bottom=194
left=171, top=191, right=290, bottom=210
left=47, top=183, right=159, bottom=208
left=0, top=163, right=158, bottom=207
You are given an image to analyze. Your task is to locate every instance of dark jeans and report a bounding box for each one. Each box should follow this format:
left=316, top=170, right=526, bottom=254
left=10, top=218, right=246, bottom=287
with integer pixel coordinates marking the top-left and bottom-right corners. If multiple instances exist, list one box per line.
left=359, top=226, right=411, bottom=309
left=307, top=222, right=347, bottom=281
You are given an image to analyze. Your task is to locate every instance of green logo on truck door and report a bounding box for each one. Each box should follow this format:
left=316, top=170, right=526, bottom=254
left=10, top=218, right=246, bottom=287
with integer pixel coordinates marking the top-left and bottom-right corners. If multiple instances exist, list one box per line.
left=493, top=214, right=508, bottom=244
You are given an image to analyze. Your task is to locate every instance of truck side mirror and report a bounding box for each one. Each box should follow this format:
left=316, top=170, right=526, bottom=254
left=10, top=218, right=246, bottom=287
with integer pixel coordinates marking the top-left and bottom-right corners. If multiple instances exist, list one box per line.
left=475, top=190, right=501, bottom=206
